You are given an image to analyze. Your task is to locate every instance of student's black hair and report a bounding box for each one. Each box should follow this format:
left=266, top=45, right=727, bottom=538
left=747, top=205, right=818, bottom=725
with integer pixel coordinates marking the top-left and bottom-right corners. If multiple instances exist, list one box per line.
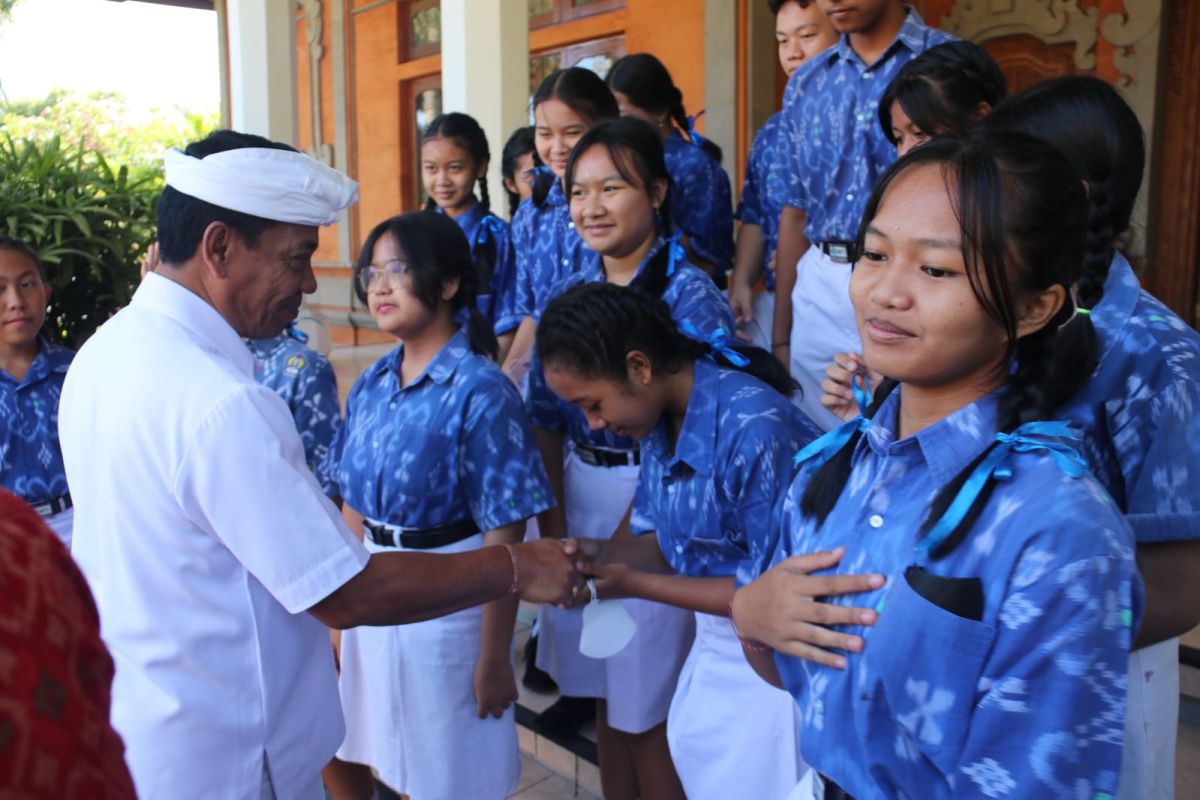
left=531, top=68, right=620, bottom=206
left=420, top=112, right=499, bottom=299
left=501, top=126, right=537, bottom=218
left=982, top=75, right=1144, bottom=317
left=563, top=116, right=678, bottom=297
left=353, top=211, right=498, bottom=360
left=767, top=0, right=815, bottom=14
left=879, top=41, right=1006, bottom=147
left=606, top=53, right=724, bottom=164
left=0, top=235, right=45, bottom=280
left=799, top=130, right=1094, bottom=559
left=156, top=130, right=296, bottom=265
left=537, top=281, right=796, bottom=397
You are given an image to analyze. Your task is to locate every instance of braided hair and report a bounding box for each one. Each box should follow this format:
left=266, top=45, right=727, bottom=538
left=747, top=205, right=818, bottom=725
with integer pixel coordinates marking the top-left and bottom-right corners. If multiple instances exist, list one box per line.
left=983, top=75, right=1145, bottom=316
left=606, top=53, right=724, bottom=164
left=353, top=211, right=498, bottom=360
left=530, top=68, right=619, bottom=207
left=537, top=281, right=795, bottom=395
left=420, top=112, right=499, bottom=300
left=563, top=116, right=677, bottom=297
left=800, top=130, right=1094, bottom=559
left=879, top=41, right=1006, bottom=147
left=501, top=126, right=537, bottom=218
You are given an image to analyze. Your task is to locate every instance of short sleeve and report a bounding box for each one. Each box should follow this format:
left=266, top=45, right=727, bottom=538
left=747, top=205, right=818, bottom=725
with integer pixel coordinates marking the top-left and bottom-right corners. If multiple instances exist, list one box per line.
left=525, top=352, right=568, bottom=433
left=777, top=85, right=810, bottom=212
left=175, top=385, right=368, bottom=614
left=290, top=353, right=342, bottom=498
left=629, top=476, right=655, bottom=535
left=490, top=224, right=522, bottom=335
left=723, top=421, right=800, bottom=579
left=664, top=267, right=736, bottom=334
left=735, top=129, right=767, bottom=227
left=461, top=376, right=554, bottom=531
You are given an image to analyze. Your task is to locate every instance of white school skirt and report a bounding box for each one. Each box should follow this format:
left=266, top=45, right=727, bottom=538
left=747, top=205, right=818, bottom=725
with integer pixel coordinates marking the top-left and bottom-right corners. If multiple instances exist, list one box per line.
left=789, top=245, right=862, bottom=431
left=337, top=530, right=519, bottom=800
left=668, top=612, right=805, bottom=800
left=535, top=448, right=694, bottom=733
left=738, top=289, right=776, bottom=351
left=1117, top=637, right=1180, bottom=800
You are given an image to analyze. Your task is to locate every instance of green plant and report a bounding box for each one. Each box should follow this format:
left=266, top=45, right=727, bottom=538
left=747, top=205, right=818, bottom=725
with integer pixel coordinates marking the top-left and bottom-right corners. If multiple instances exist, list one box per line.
left=0, top=134, right=160, bottom=347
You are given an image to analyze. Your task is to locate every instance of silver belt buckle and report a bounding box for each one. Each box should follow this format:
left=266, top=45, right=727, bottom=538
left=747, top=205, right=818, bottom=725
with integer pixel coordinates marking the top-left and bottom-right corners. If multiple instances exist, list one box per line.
left=33, top=501, right=54, bottom=517
left=826, top=243, right=850, bottom=263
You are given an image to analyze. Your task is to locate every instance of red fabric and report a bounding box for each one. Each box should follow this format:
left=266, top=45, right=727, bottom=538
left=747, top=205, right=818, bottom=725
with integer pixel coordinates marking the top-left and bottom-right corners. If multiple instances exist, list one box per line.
left=0, top=489, right=135, bottom=799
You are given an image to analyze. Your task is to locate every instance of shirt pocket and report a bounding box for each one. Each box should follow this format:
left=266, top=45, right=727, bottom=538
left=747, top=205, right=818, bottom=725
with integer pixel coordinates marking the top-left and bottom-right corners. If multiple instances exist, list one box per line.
left=856, top=567, right=995, bottom=787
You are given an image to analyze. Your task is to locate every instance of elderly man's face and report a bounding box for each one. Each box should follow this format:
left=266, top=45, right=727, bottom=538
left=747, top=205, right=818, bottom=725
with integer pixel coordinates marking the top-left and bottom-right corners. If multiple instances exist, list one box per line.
left=221, top=222, right=320, bottom=339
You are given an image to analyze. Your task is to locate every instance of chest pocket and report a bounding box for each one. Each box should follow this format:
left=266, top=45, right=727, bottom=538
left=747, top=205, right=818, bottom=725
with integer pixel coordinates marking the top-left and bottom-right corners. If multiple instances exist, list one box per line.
left=856, top=567, right=994, bottom=792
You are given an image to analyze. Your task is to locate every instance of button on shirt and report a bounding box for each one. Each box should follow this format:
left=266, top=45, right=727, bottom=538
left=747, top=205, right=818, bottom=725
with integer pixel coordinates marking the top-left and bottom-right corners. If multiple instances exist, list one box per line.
left=325, top=329, right=553, bottom=530
left=444, top=202, right=521, bottom=335
left=248, top=329, right=342, bottom=498
left=59, top=273, right=369, bottom=800
left=631, top=358, right=822, bottom=577
left=510, top=180, right=591, bottom=319
left=0, top=337, right=72, bottom=503
left=1061, top=253, right=1200, bottom=544
left=526, top=238, right=736, bottom=451
left=777, top=8, right=954, bottom=241
left=664, top=132, right=735, bottom=277
left=753, top=391, right=1140, bottom=799
left=735, top=111, right=789, bottom=291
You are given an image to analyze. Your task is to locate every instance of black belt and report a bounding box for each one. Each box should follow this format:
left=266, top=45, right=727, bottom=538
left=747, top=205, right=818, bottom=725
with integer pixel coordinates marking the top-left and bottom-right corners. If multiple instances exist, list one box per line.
left=820, top=774, right=855, bottom=800
left=817, top=241, right=858, bottom=264
left=30, top=493, right=72, bottom=518
left=574, top=442, right=640, bottom=468
left=363, top=518, right=480, bottom=550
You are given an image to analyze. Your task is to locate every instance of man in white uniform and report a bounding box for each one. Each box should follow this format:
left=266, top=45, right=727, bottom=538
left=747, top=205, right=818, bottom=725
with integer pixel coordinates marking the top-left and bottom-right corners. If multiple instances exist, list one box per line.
left=58, top=131, right=582, bottom=800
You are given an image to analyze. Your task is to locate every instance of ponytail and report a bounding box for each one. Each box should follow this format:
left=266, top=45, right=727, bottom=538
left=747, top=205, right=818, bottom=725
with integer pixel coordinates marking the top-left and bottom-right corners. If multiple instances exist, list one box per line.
left=607, top=53, right=723, bottom=163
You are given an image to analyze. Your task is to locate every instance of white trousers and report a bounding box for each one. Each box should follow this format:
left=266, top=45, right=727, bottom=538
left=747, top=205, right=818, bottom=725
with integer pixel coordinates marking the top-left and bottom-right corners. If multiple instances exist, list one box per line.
left=1117, top=638, right=1180, bottom=799
left=789, top=245, right=862, bottom=431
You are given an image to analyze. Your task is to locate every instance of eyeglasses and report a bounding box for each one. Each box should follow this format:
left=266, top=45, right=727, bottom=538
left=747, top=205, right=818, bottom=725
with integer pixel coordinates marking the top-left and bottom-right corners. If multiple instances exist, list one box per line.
left=356, top=259, right=409, bottom=295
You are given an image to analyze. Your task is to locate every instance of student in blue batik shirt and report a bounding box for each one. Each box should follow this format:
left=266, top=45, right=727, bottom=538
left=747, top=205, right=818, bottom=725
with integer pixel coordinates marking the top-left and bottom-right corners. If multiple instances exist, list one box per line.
left=323, top=212, right=554, bottom=800
left=607, top=53, right=735, bottom=286
left=526, top=117, right=735, bottom=799
left=246, top=322, right=341, bottom=499
left=733, top=130, right=1140, bottom=800
left=770, top=0, right=953, bottom=430
left=501, top=68, right=618, bottom=381
left=0, top=236, right=75, bottom=547
left=540, top=282, right=823, bottom=800
left=730, top=0, right=838, bottom=350
left=980, top=77, right=1200, bottom=800
left=421, top=112, right=521, bottom=363
left=501, top=126, right=538, bottom=218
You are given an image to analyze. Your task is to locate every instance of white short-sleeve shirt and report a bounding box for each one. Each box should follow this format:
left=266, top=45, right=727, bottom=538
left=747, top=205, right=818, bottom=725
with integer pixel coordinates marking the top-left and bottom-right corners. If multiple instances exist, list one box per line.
left=59, top=273, right=369, bottom=800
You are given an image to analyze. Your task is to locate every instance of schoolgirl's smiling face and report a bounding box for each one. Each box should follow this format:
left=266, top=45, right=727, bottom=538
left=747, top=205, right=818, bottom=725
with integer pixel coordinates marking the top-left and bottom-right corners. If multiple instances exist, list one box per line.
left=568, top=144, right=666, bottom=261
left=535, top=99, right=591, bottom=176
left=850, top=162, right=1009, bottom=394
left=421, top=136, right=483, bottom=217
left=505, top=151, right=536, bottom=202
left=888, top=100, right=933, bottom=157
left=364, top=233, right=437, bottom=338
left=543, top=354, right=665, bottom=440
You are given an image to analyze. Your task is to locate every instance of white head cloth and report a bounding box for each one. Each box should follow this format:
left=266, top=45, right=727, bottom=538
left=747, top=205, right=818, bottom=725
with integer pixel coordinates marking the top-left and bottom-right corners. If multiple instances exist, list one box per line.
left=163, top=146, right=358, bottom=226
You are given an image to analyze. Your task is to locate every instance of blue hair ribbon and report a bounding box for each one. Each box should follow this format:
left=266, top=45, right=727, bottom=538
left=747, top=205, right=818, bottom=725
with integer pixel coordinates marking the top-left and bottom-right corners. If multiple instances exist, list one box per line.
left=685, top=110, right=707, bottom=150
left=284, top=321, right=310, bottom=344
left=793, top=415, right=871, bottom=470
left=680, top=321, right=750, bottom=368
left=476, top=214, right=504, bottom=247
left=666, top=231, right=686, bottom=276
left=918, top=420, right=1088, bottom=554
left=852, top=370, right=873, bottom=417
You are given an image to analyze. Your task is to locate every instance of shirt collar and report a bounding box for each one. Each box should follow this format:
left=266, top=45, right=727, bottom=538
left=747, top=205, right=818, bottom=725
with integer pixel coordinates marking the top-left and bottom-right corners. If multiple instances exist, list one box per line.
left=864, top=388, right=1001, bottom=488
left=833, top=5, right=929, bottom=68
left=645, top=357, right=719, bottom=477
left=134, top=271, right=256, bottom=377
left=443, top=200, right=485, bottom=234
left=582, top=237, right=669, bottom=284
left=1092, top=252, right=1141, bottom=364
left=384, top=327, right=472, bottom=389
left=2, top=335, right=73, bottom=387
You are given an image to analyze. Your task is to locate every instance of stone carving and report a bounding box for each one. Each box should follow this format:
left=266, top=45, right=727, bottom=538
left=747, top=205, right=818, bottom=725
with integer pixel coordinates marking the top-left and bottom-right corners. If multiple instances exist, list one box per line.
left=298, top=0, right=334, bottom=166
left=940, top=0, right=1099, bottom=70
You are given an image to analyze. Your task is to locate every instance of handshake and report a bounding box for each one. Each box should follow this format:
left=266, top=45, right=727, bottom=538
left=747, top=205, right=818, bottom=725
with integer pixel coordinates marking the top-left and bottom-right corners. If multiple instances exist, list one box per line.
left=507, top=537, right=612, bottom=608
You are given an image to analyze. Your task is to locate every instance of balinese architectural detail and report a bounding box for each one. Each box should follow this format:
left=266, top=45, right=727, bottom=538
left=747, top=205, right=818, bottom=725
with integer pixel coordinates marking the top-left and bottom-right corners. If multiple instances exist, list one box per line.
left=940, top=0, right=1099, bottom=71
left=298, top=0, right=334, bottom=166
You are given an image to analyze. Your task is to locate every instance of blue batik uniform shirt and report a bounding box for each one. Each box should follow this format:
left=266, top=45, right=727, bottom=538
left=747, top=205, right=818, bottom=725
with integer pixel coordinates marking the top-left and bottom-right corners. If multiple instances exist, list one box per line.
left=526, top=237, right=736, bottom=451
left=0, top=337, right=73, bottom=504
left=247, top=328, right=342, bottom=498
left=664, top=132, right=735, bottom=278
left=735, top=111, right=789, bottom=291
left=630, top=357, right=821, bottom=577
left=777, top=7, right=954, bottom=241
left=325, top=329, right=552, bottom=531
left=510, top=180, right=591, bottom=319
left=753, top=390, right=1140, bottom=799
left=443, top=201, right=521, bottom=335
left=1060, top=253, right=1200, bottom=544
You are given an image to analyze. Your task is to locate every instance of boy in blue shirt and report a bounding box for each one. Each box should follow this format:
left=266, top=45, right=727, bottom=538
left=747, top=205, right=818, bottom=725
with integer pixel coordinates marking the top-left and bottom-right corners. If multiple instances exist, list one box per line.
left=0, top=236, right=75, bottom=546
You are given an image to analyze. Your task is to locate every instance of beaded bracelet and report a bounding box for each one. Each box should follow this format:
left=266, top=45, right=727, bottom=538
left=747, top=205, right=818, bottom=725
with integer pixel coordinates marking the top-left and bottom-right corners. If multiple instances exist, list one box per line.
left=502, top=543, right=520, bottom=596
left=728, top=596, right=770, bottom=653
